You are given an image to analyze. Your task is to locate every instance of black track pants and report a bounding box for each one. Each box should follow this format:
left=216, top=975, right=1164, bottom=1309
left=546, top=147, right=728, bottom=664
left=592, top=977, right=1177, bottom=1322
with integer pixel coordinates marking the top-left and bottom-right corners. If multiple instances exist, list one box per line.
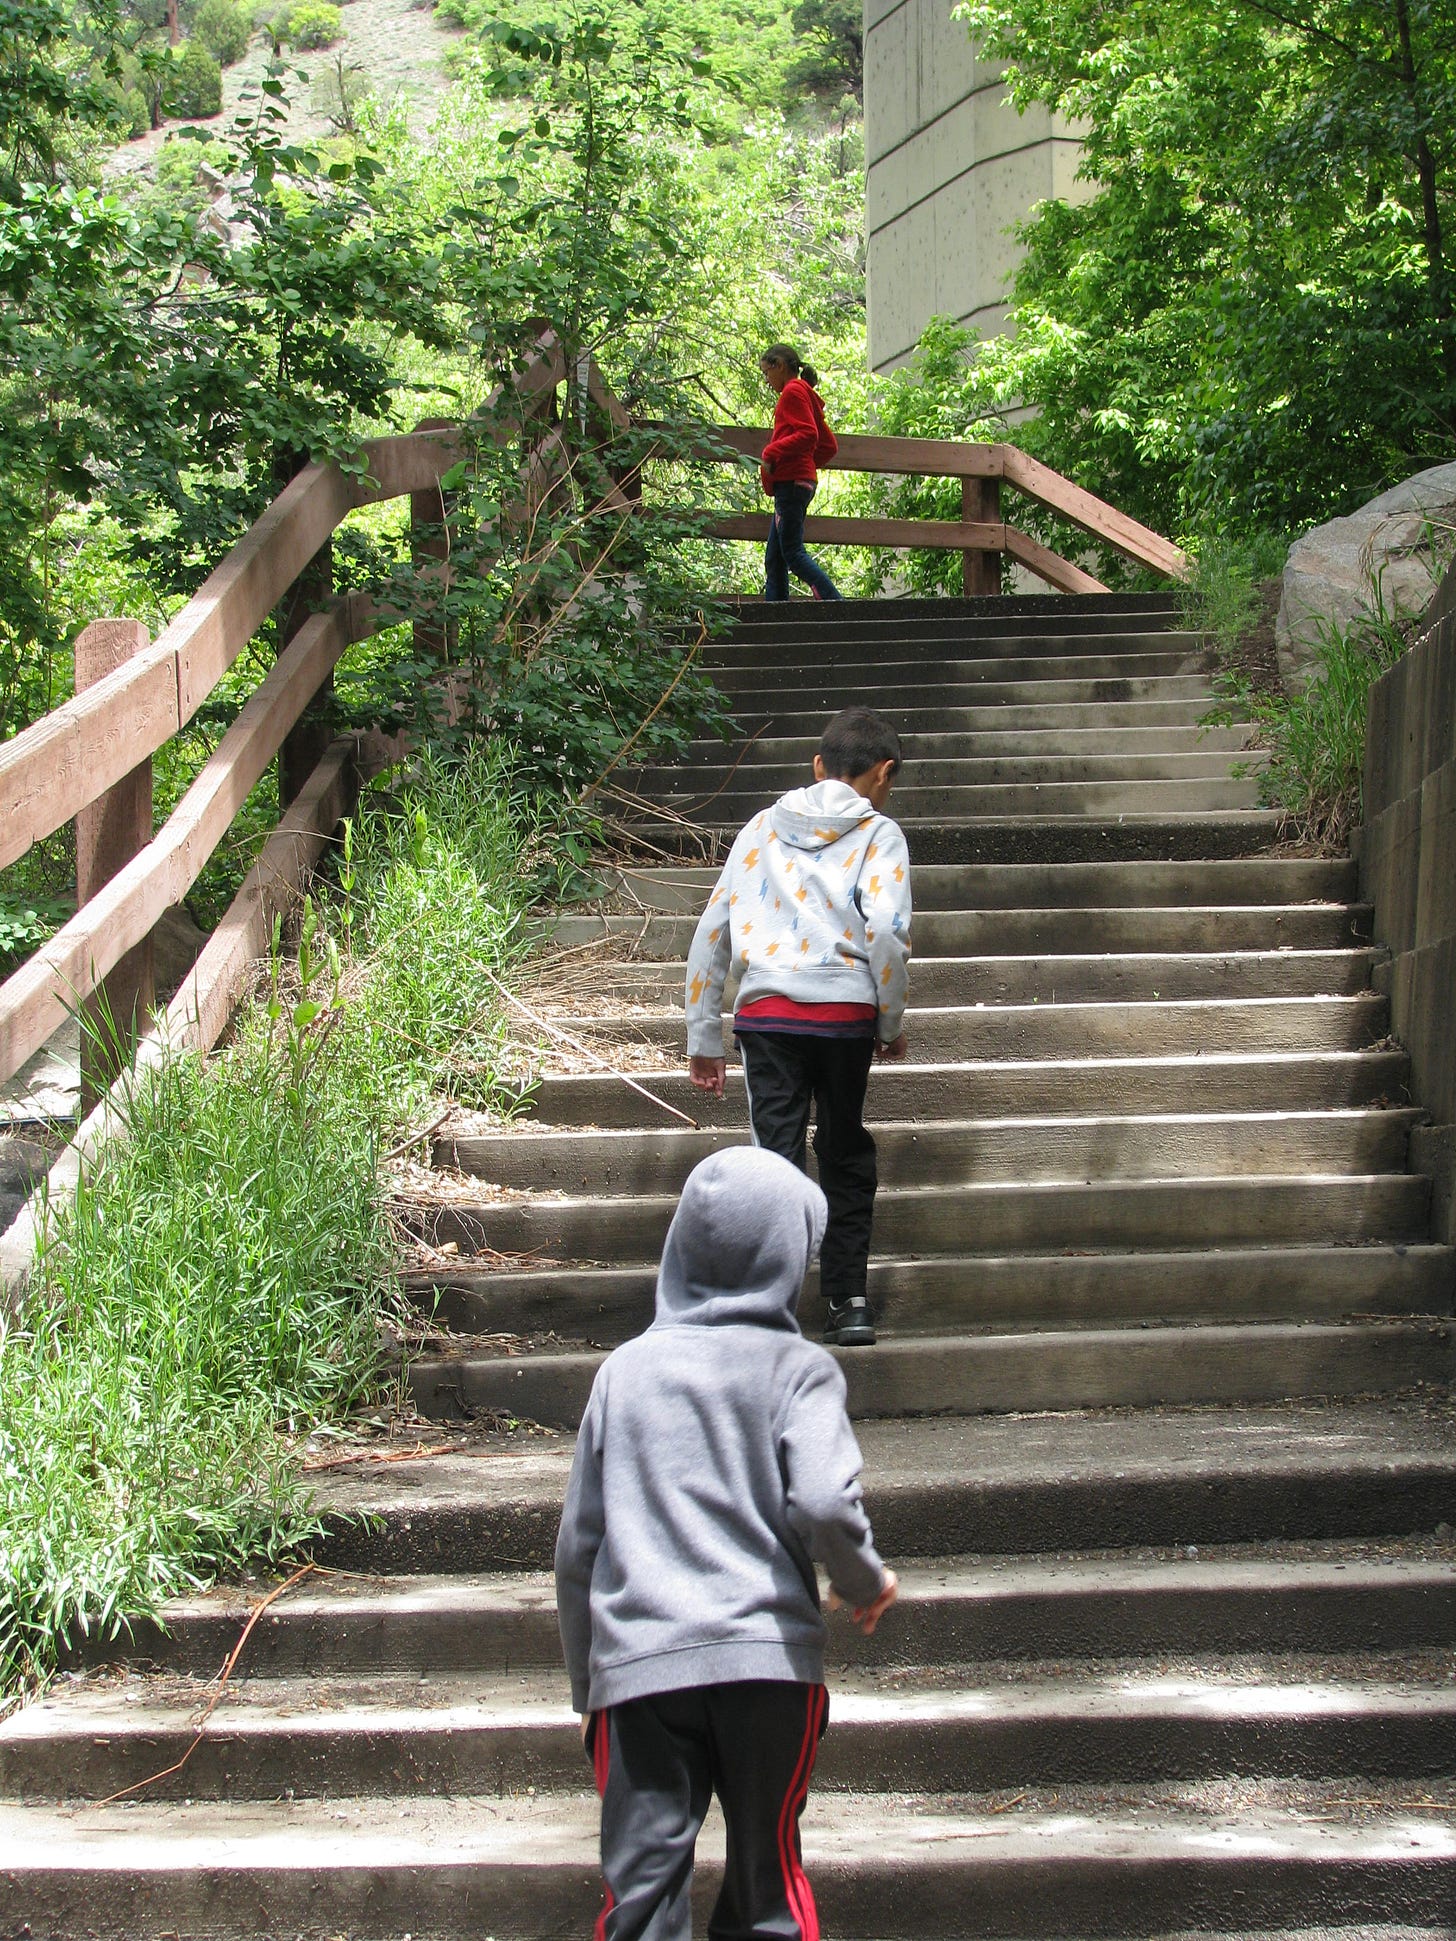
left=736, top=1031, right=877, bottom=1306
left=589, top=1681, right=829, bottom=1941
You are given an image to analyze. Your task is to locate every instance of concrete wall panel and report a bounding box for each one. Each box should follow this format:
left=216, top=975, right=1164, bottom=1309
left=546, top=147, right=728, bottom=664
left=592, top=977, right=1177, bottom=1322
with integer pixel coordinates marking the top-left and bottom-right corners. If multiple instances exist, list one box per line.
left=864, top=0, right=1088, bottom=371
left=1360, top=562, right=1456, bottom=1209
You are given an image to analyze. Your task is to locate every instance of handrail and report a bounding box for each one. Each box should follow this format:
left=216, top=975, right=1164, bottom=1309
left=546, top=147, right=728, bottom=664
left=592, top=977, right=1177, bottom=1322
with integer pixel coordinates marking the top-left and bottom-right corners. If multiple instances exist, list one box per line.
left=0, top=333, right=567, bottom=874
left=0, top=596, right=364, bottom=1081
left=0, top=347, right=1188, bottom=1092
left=659, top=423, right=1187, bottom=582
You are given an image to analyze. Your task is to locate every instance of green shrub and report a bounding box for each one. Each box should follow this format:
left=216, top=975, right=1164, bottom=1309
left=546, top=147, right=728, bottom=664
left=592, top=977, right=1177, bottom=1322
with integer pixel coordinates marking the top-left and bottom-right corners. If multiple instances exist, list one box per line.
left=155, top=134, right=231, bottom=199
left=1210, top=587, right=1410, bottom=851
left=285, top=1, right=343, bottom=48
left=166, top=40, right=223, bottom=117
left=116, top=85, right=151, bottom=138
left=1181, top=530, right=1290, bottom=664
left=195, top=0, right=252, bottom=66
left=0, top=747, right=544, bottom=1693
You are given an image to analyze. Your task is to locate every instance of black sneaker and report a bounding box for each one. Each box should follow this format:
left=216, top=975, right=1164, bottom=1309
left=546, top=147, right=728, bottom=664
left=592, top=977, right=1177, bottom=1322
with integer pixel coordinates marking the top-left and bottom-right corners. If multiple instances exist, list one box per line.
left=823, top=1296, right=876, bottom=1346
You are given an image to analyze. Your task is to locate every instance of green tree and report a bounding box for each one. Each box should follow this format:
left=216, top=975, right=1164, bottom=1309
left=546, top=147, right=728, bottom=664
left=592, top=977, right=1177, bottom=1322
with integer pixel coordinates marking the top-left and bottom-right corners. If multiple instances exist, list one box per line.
left=166, top=35, right=221, bottom=113
left=950, top=0, right=1456, bottom=536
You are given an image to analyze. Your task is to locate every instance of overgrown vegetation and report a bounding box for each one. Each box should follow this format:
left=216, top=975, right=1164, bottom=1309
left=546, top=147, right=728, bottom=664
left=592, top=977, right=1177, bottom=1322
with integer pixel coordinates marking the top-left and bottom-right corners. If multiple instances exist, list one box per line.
left=0, top=746, right=550, bottom=1692
left=1208, top=602, right=1410, bottom=849
left=942, top=0, right=1456, bottom=546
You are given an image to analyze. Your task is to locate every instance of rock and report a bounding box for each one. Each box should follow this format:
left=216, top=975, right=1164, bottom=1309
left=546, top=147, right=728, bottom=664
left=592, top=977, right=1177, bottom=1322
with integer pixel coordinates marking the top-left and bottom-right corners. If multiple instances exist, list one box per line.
left=1276, top=462, right=1456, bottom=686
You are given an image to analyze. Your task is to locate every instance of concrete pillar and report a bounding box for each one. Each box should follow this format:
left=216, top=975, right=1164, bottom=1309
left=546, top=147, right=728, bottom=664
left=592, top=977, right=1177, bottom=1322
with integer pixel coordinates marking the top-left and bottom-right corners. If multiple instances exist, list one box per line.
left=864, top=0, right=1090, bottom=373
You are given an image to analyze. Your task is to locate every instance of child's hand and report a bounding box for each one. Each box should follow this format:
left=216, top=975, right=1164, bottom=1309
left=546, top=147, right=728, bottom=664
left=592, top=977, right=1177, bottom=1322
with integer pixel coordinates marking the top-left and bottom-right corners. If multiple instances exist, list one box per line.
left=689, top=1054, right=726, bottom=1097
left=828, top=1569, right=899, bottom=1635
left=876, top=1033, right=908, bottom=1061
left=580, top=1713, right=593, bottom=1746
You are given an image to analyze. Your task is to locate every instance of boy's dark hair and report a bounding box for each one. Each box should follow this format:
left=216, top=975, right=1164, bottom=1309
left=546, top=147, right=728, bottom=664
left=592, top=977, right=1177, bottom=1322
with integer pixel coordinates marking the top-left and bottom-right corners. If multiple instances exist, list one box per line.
left=819, top=707, right=901, bottom=781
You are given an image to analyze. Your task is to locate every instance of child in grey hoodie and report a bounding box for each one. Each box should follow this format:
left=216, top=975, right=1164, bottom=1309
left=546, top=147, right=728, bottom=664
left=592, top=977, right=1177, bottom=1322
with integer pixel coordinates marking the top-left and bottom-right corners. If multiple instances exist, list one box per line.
left=684, top=707, right=912, bottom=1346
left=555, top=1145, right=897, bottom=1941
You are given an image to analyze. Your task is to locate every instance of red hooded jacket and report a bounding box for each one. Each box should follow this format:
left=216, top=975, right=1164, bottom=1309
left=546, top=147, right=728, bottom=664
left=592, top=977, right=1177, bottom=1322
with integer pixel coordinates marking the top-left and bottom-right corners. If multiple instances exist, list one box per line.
left=760, top=377, right=839, bottom=489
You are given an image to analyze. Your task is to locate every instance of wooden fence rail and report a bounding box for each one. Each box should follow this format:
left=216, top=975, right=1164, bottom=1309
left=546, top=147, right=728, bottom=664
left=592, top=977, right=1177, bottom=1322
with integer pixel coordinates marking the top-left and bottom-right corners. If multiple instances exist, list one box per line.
left=0, top=347, right=1187, bottom=1121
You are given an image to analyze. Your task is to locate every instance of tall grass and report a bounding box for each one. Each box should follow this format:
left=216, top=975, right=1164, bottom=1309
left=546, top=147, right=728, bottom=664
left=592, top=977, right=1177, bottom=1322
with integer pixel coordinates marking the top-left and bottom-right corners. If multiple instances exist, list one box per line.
left=1208, top=585, right=1410, bottom=850
left=0, top=746, right=548, bottom=1693
left=1242, top=614, right=1407, bottom=849
left=1179, top=529, right=1289, bottom=662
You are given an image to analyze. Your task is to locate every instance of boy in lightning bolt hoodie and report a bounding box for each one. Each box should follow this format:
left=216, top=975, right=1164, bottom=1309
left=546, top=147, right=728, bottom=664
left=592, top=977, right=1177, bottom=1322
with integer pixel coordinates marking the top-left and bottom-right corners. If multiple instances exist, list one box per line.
left=685, top=707, right=912, bottom=1346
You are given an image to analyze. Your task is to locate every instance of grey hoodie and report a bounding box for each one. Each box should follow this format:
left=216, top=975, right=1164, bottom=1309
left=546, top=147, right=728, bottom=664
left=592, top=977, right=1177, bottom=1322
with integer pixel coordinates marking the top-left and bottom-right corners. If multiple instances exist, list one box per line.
left=554, top=1147, right=887, bottom=1713
left=684, top=779, right=913, bottom=1059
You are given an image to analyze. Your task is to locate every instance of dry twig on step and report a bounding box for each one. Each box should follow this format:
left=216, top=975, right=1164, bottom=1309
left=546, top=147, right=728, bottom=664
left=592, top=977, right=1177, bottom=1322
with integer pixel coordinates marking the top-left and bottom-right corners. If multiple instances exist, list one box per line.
left=95, top=1563, right=318, bottom=1805
left=479, top=965, right=701, bottom=1129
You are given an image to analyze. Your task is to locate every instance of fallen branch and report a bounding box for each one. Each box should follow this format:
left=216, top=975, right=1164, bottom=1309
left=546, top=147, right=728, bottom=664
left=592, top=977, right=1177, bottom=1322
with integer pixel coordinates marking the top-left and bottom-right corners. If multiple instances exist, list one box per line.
left=96, top=1562, right=317, bottom=1805
left=480, top=965, right=701, bottom=1129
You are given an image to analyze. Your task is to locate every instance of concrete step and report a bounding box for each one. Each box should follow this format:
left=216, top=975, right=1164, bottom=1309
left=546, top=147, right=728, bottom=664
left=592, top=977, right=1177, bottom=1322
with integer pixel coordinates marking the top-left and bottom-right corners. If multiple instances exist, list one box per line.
left=720, top=590, right=1184, bottom=636
left=551, top=904, right=1374, bottom=957
left=707, top=649, right=1212, bottom=689
left=641, top=779, right=1265, bottom=819
left=544, top=951, right=1387, bottom=1006
left=545, top=998, right=1391, bottom=1064
left=408, top=1321, right=1456, bottom=1427
left=306, top=1400, right=1456, bottom=1573
left=414, top=1245, right=1456, bottom=1341
left=722, top=700, right=1241, bottom=735
left=686, top=724, right=1258, bottom=760
left=441, top=1109, right=1417, bottom=1197
left=640, top=753, right=1259, bottom=794
left=596, top=858, right=1359, bottom=912
left=691, top=675, right=1221, bottom=713
left=12, top=1656, right=1456, bottom=1802
left=626, top=813, right=1289, bottom=867
left=78, top=1550, right=1456, bottom=1678
left=405, top=1173, right=1430, bottom=1266
left=521, top=1049, right=1409, bottom=1129
left=5, top=1788, right=1452, bottom=1938
left=710, top=629, right=1203, bottom=665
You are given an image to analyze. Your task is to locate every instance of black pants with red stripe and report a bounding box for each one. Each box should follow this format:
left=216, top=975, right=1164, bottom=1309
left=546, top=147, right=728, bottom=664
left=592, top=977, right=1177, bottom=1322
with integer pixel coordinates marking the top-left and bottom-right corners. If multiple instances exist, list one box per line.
left=589, top=1680, right=828, bottom=1941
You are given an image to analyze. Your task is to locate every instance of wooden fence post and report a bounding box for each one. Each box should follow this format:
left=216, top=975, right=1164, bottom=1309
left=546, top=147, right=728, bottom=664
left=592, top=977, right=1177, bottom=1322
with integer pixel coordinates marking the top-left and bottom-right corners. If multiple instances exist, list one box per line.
left=74, top=619, right=155, bottom=1109
left=274, top=450, right=335, bottom=808
left=411, top=417, right=458, bottom=671
left=962, top=475, right=1003, bottom=596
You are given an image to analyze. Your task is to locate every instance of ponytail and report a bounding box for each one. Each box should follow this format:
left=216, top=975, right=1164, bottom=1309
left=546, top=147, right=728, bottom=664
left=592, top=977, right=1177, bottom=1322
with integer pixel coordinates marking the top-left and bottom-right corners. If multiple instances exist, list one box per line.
left=762, top=342, right=821, bottom=391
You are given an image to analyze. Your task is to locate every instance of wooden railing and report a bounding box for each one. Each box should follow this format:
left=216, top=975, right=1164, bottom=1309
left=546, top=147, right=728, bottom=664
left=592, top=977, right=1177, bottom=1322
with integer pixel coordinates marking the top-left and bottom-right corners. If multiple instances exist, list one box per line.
left=670, top=425, right=1188, bottom=595
left=0, top=346, right=1187, bottom=1137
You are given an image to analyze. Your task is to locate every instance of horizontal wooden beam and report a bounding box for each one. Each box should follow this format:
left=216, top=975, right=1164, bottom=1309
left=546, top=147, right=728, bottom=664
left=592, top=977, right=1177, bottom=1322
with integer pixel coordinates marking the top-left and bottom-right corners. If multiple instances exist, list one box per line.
left=700, top=511, right=1107, bottom=594
left=642, top=421, right=1004, bottom=479
left=999, top=447, right=1188, bottom=580
left=1, top=736, right=360, bottom=1302
left=0, top=597, right=364, bottom=1085
left=704, top=514, right=1008, bottom=550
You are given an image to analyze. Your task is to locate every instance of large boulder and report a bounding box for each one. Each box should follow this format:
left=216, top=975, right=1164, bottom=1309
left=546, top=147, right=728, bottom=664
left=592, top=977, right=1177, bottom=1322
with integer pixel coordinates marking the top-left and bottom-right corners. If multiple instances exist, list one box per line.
left=1276, top=462, right=1456, bottom=686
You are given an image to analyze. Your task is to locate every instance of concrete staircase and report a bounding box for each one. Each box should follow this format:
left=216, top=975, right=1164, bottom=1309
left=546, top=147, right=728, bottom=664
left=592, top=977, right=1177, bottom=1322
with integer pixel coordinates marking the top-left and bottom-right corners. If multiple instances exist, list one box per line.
left=4, top=594, right=1455, bottom=1937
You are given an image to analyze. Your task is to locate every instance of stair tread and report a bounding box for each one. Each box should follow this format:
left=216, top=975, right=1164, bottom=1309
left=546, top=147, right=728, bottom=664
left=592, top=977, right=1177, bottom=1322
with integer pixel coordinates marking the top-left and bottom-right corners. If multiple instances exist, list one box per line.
left=305, top=1399, right=1456, bottom=1523
left=19, top=1658, right=1456, bottom=1741
left=3, top=1785, right=1454, bottom=1863
left=95, top=1545, right=1456, bottom=1636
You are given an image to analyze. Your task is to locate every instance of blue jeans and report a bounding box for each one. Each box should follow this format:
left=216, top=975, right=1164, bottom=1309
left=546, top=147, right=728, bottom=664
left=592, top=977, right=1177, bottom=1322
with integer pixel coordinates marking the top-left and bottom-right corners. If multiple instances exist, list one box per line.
left=764, top=483, right=842, bottom=601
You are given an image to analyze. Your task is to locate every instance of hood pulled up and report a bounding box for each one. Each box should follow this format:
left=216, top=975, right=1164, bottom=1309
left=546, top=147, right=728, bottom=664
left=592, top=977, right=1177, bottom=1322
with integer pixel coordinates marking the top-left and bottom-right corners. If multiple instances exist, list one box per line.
left=653, top=1147, right=827, bottom=1331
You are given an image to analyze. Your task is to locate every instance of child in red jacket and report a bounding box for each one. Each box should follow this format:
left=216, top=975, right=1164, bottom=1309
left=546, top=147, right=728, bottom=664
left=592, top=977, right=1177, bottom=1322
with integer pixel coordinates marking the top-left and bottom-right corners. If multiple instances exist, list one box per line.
left=759, top=343, right=842, bottom=601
